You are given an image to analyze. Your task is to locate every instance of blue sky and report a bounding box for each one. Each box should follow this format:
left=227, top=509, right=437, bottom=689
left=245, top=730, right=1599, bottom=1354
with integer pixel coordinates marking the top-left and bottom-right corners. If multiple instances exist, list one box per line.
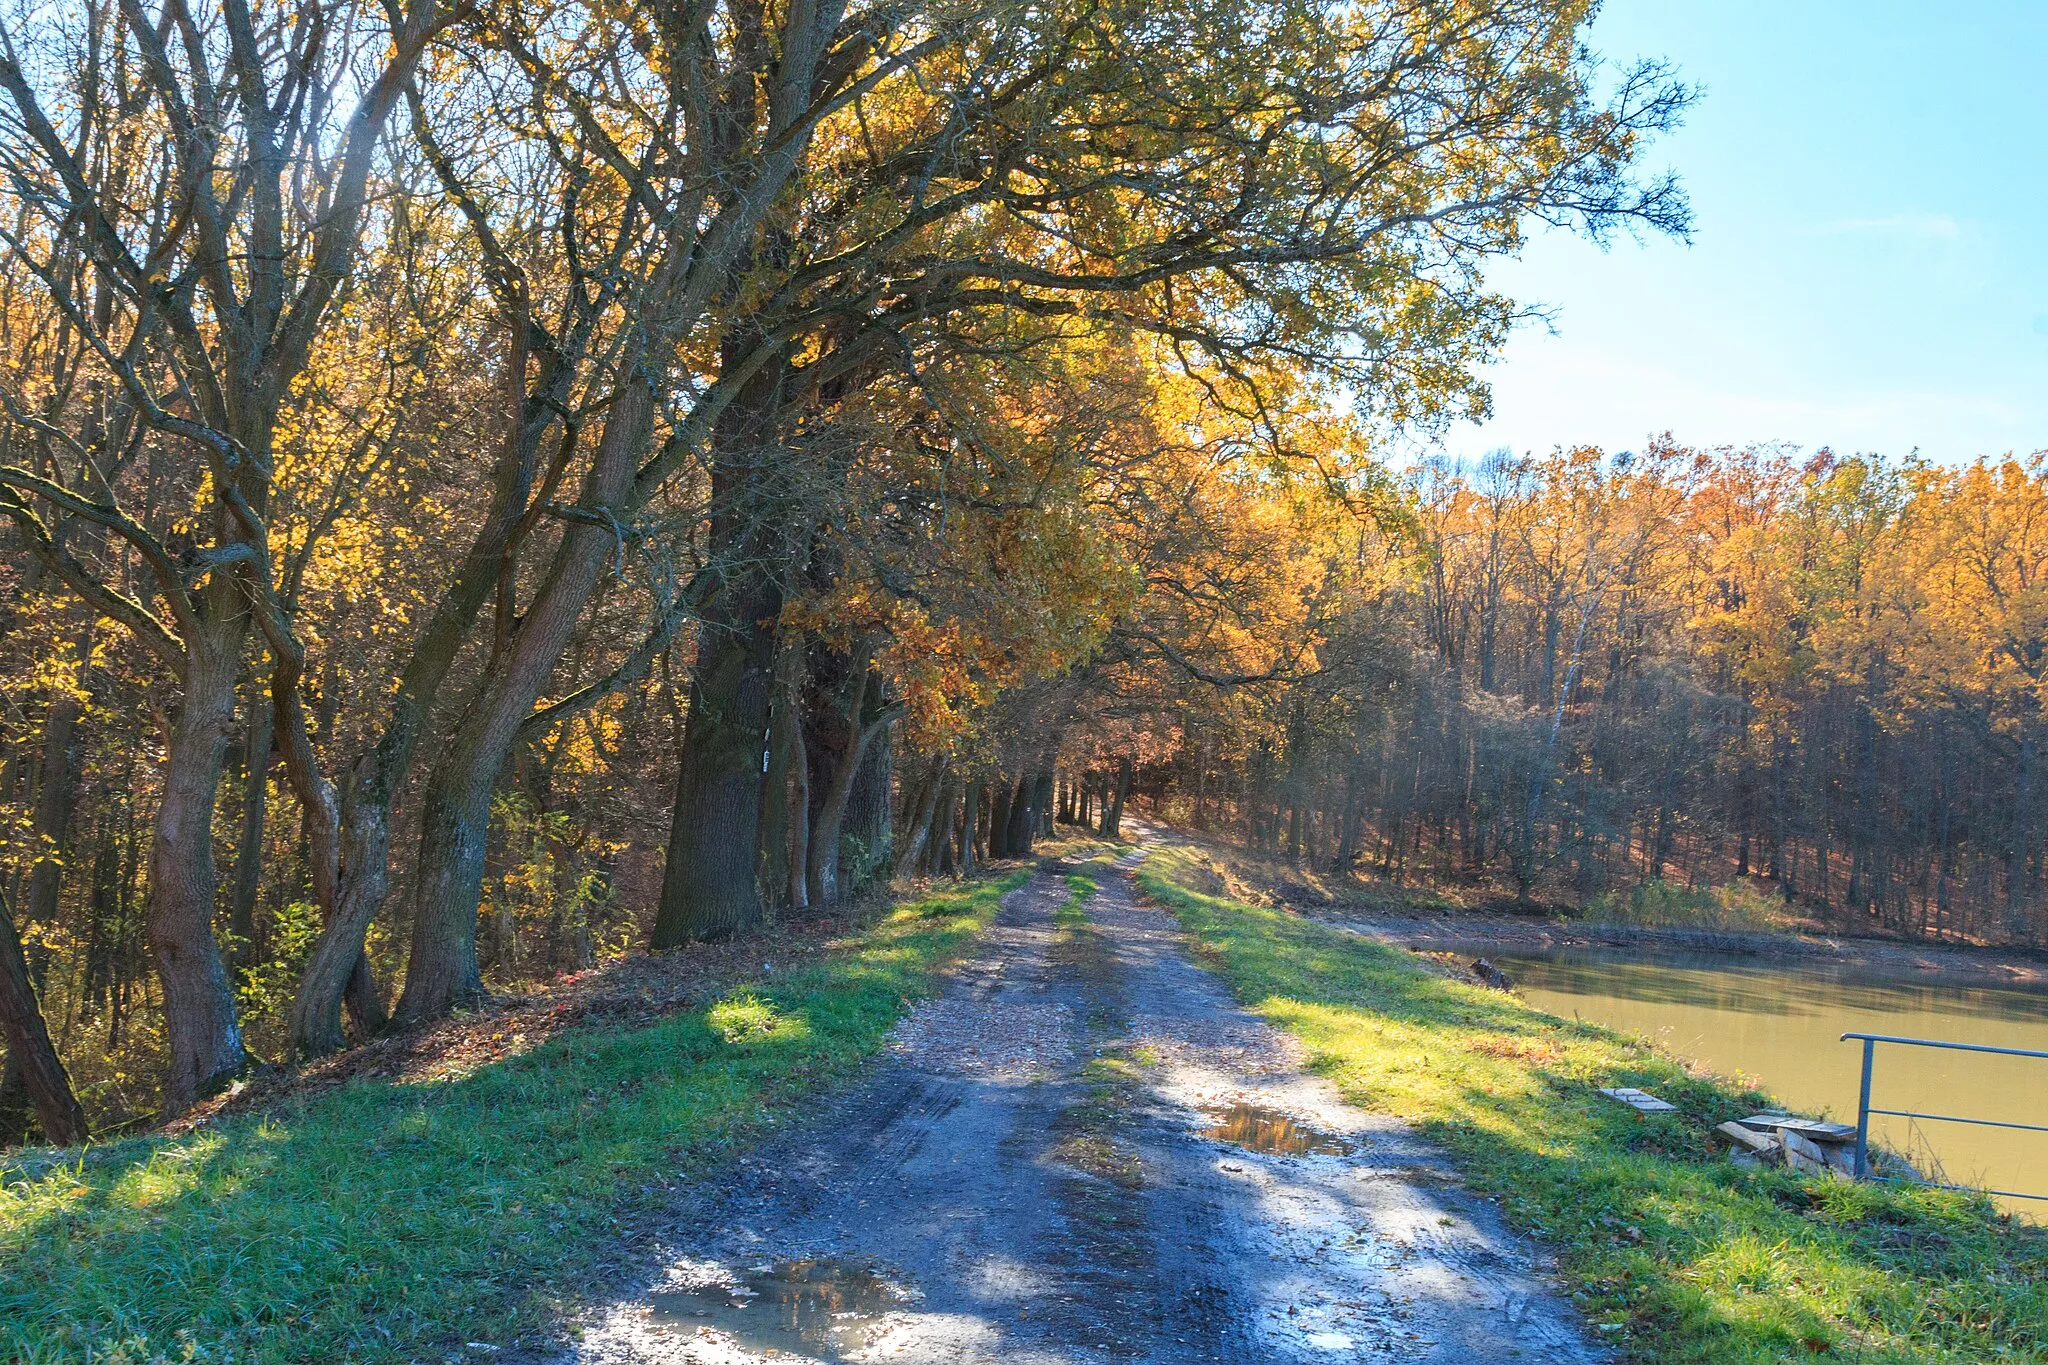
left=1449, top=1, right=2048, bottom=467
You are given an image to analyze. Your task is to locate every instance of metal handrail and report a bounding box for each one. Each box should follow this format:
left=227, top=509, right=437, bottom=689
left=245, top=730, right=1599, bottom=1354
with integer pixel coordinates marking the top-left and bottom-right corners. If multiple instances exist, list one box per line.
left=1840, top=1031, right=2048, bottom=1203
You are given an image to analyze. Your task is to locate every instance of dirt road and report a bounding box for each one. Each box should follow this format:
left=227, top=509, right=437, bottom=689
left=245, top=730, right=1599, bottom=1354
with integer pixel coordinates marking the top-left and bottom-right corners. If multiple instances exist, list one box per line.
left=565, top=843, right=1607, bottom=1364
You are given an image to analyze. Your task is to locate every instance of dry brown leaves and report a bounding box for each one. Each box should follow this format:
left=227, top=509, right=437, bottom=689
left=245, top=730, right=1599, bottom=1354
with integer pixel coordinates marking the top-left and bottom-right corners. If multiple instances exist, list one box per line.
left=1464, top=1034, right=1565, bottom=1064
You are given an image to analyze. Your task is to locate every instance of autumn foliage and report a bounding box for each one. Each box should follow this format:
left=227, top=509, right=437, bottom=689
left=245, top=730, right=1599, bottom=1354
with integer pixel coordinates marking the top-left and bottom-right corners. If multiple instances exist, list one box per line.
left=0, top=0, right=1704, bottom=1135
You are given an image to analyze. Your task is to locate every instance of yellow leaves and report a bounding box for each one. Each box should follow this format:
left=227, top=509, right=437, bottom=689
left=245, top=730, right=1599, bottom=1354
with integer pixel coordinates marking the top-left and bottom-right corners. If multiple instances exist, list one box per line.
left=1420, top=444, right=2048, bottom=736
left=19, top=627, right=91, bottom=707
left=1872, top=454, right=2048, bottom=717
left=879, top=613, right=985, bottom=748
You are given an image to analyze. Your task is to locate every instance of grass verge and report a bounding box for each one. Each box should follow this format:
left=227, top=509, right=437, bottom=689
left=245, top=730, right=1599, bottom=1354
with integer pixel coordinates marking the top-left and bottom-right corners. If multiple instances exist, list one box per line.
left=0, top=871, right=1027, bottom=1364
left=1136, top=845, right=2047, bottom=1364
left=1056, top=871, right=1097, bottom=928
left=1045, top=873, right=1144, bottom=1189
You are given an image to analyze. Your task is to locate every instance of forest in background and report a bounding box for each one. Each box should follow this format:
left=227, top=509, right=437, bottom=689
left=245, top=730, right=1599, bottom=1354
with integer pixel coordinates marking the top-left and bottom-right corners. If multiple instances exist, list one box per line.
left=1150, top=442, right=2048, bottom=948
left=0, top=0, right=2033, bottom=1149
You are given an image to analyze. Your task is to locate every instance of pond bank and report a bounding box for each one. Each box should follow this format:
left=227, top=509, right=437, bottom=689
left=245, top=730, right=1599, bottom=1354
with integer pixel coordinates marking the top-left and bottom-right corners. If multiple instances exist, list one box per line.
left=1313, top=909, right=2048, bottom=989
left=1485, top=945, right=2048, bottom=1221
left=1136, top=836, right=2048, bottom=1364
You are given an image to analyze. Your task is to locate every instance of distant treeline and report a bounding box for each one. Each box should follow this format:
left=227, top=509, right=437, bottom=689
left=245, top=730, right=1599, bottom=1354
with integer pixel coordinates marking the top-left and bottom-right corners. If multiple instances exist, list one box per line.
left=1142, top=442, right=2048, bottom=946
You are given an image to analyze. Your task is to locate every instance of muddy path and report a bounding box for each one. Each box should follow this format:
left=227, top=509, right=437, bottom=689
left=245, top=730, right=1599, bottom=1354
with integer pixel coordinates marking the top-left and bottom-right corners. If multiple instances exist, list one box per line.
left=562, top=842, right=1606, bottom=1364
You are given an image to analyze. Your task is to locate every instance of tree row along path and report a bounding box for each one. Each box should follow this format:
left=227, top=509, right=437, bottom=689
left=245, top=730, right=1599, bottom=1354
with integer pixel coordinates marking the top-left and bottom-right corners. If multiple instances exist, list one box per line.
left=560, top=835, right=1604, bottom=1363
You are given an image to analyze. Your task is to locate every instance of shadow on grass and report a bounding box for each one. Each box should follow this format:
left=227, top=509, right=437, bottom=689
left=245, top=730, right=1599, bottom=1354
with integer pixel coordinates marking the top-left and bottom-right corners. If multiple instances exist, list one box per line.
left=0, top=871, right=1028, bottom=1365
left=1137, top=847, right=2048, bottom=1365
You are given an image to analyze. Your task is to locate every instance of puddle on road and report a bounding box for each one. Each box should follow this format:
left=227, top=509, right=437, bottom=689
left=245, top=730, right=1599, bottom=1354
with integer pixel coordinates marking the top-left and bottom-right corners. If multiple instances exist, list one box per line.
left=649, top=1258, right=907, bottom=1358
left=1203, top=1103, right=1354, bottom=1156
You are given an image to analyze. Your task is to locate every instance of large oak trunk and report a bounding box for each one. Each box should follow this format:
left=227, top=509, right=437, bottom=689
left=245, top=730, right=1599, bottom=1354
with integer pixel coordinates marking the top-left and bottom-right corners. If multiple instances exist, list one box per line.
left=988, top=780, right=1013, bottom=859
left=893, top=758, right=947, bottom=877
left=396, top=382, right=655, bottom=1025
left=653, top=353, right=788, bottom=945
left=397, top=768, right=494, bottom=1019
left=653, top=591, right=778, bottom=944
left=150, top=641, right=246, bottom=1114
left=1003, top=774, right=1034, bottom=857
left=757, top=634, right=805, bottom=912
left=226, top=676, right=271, bottom=970
left=844, top=735, right=893, bottom=885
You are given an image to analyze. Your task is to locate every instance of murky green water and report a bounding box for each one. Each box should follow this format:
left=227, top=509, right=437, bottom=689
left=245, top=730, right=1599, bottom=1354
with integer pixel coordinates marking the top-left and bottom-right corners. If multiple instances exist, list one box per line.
left=1488, top=947, right=2048, bottom=1218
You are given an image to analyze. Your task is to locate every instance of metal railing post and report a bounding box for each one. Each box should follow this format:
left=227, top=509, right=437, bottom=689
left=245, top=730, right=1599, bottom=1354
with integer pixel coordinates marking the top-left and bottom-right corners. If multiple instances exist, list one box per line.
left=1838, top=1031, right=2048, bottom=1203
left=1853, top=1036, right=1875, bottom=1180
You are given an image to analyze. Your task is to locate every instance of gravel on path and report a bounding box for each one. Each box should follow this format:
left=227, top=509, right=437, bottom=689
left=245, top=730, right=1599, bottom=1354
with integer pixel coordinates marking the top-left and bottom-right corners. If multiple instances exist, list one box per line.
left=557, top=838, right=1608, bottom=1364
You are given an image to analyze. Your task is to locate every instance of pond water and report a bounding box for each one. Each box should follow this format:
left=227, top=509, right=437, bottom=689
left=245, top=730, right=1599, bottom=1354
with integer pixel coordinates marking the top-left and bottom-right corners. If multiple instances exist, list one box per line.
left=1486, top=947, right=2048, bottom=1218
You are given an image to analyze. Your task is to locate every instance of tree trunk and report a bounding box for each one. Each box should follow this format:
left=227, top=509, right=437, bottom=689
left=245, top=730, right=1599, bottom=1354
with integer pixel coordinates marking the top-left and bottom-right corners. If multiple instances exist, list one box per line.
left=654, top=336, right=792, bottom=943
left=758, top=631, right=805, bottom=911
left=988, top=779, right=1013, bottom=859
left=272, top=645, right=390, bottom=1054
left=396, top=380, right=657, bottom=1025
left=804, top=653, right=894, bottom=907
left=654, top=594, right=779, bottom=944
left=933, top=776, right=959, bottom=875
left=9, top=656, right=86, bottom=1139
left=286, top=794, right=393, bottom=1056
left=150, top=638, right=246, bottom=1114
left=894, top=759, right=947, bottom=877
left=787, top=714, right=812, bottom=912
left=1118, top=759, right=1135, bottom=838
left=1004, top=775, right=1034, bottom=857
left=398, top=759, right=496, bottom=1020
left=285, top=331, right=566, bottom=1056
left=24, top=678, right=82, bottom=935
left=957, top=782, right=979, bottom=875
left=1102, top=756, right=1132, bottom=839
left=845, top=728, right=894, bottom=888
left=227, top=674, right=272, bottom=971
left=1283, top=706, right=1308, bottom=862
left=0, top=1057, right=31, bottom=1146
left=1335, top=763, right=1362, bottom=873
left=1033, top=768, right=1055, bottom=840
left=807, top=716, right=889, bottom=905
left=2010, top=720, right=2035, bottom=936
left=0, top=889, right=87, bottom=1144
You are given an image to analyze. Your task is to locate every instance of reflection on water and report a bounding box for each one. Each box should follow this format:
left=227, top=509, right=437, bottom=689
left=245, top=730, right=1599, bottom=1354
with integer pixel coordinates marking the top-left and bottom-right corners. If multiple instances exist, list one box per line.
left=1492, top=948, right=2048, bottom=1218
left=1203, top=1102, right=1353, bottom=1156
left=650, top=1258, right=904, bottom=1358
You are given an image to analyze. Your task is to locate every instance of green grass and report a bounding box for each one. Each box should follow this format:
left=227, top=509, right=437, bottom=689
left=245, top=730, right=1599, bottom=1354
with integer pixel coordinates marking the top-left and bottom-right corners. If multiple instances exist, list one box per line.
left=0, top=871, right=1027, bottom=1364
left=1136, top=846, right=2048, bottom=1364
left=1057, top=871, right=1097, bottom=928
